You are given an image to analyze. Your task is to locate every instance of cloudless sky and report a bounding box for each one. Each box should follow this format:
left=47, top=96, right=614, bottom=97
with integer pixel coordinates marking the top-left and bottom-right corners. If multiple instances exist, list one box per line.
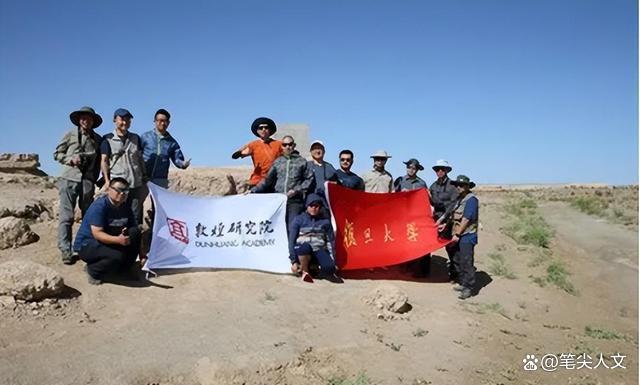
left=1, top=0, right=637, bottom=185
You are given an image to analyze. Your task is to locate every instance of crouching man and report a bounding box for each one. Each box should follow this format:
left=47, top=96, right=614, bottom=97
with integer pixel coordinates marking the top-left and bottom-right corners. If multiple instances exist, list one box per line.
left=288, top=194, right=340, bottom=283
left=73, top=177, right=141, bottom=285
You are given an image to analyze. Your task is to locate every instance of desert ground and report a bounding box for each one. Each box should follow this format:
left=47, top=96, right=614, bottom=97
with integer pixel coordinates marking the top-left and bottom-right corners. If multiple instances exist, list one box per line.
left=0, top=167, right=637, bottom=385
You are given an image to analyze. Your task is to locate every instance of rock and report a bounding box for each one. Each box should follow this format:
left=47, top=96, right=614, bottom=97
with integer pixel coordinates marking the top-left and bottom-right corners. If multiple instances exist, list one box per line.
left=0, top=260, right=65, bottom=301
left=0, top=217, right=39, bottom=249
left=169, top=167, right=253, bottom=196
left=0, top=153, right=47, bottom=176
left=365, top=285, right=412, bottom=314
left=0, top=295, right=16, bottom=309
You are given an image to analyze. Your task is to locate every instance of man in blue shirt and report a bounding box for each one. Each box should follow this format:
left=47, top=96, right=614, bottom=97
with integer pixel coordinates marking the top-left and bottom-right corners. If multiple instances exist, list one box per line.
left=335, top=149, right=365, bottom=191
left=74, top=177, right=141, bottom=285
left=140, top=109, right=190, bottom=189
left=307, top=140, right=339, bottom=207
left=438, top=175, right=479, bottom=299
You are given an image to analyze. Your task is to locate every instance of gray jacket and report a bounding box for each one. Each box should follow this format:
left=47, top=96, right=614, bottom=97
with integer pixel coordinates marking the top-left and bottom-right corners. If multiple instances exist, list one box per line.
left=252, top=153, right=313, bottom=200
left=429, top=176, right=458, bottom=217
left=53, top=128, right=102, bottom=182
left=394, top=175, right=427, bottom=192
left=101, top=131, right=146, bottom=188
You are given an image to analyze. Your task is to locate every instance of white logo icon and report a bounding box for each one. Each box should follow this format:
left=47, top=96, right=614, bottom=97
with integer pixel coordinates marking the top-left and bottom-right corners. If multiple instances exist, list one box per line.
left=523, top=354, right=539, bottom=371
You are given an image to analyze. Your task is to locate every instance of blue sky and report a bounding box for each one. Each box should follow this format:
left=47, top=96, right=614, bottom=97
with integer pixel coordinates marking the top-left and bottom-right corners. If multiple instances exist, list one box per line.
left=1, top=0, right=637, bottom=185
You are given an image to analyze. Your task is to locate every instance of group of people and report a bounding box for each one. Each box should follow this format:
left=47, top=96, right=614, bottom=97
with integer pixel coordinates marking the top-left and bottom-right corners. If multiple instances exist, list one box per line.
left=55, top=110, right=479, bottom=299
left=54, top=106, right=189, bottom=284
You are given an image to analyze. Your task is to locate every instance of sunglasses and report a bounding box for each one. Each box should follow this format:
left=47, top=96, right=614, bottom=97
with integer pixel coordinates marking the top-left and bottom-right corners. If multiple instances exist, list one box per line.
left=256, top=126, right=270, bottom=131
left=434, top=167, right=447, bottom=172
left=282, top=142, right=295, bottom=147
left=340, top=158, right=352, bottom=162
left=110, top=186, right=130, bottom=194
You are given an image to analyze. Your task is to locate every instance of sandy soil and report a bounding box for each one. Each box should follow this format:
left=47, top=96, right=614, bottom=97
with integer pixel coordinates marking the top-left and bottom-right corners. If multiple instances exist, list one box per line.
left=0, top=178, right=637, bottom=385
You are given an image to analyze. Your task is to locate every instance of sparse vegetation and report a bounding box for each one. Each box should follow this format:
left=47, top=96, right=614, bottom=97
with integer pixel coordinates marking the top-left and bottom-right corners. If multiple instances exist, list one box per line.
left=530, top=261, right=577, bottom=295
left=545, top=261, right=576, bottom=295
left=504, top=197, right=537, bottom=217
left=487, top=252, right=517, bottom=279
left=585, top=326, right=631, bottom=341
left=528, top=249, right=552, bottom=267
left=462, top=302, right=511, bottom=320
left=327, top=373, right=372, bottom=385
left=502, top=214, right=553, bottom=248
left=571, top=196, right=609, bottom=216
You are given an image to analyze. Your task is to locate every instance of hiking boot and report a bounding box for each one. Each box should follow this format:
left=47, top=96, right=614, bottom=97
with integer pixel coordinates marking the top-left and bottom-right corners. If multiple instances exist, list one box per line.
left=458, top=288, right=473, bottom=300
left=452, top=284, right=465, bottom=292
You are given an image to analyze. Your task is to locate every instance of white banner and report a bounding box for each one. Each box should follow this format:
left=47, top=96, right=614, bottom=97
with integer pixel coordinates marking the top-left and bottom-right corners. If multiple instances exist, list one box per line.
left=145, top=183, right=290, bottom=273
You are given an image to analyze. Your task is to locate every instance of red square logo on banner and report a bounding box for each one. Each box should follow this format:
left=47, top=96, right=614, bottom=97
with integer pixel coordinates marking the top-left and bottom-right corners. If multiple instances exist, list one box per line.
left=167, top=218, right=189, bottom=244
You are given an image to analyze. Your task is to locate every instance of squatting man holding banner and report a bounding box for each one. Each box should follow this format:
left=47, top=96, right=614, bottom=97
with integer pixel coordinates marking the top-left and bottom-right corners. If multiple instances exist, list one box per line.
left=288, top=194, right=339, bottom=283
left=73, top=177, right=142, bottom=285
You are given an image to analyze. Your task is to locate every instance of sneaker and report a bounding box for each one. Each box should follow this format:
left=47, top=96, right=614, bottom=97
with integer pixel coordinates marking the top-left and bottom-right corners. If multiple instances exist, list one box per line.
left=87, top=272, right=102, bottom=285
left=121, top=266, right=143, bottom=282
left=452, top=284, right=465, bottom=292
left=301, top=272, right=314, bottom=283
left=325, top=274, right=344, bottom=284
left=61, top=252, right=75, bottom=265
left=458, top=288, right=473, bottom=300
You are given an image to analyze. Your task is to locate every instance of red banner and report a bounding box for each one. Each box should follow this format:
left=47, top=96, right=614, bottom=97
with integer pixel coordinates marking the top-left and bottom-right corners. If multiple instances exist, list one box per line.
left=327, top=183, right=450, bottom=270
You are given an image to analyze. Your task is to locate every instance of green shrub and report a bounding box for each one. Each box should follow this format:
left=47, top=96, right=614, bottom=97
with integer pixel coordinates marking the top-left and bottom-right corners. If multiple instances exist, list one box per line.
left=571, top=196, right=609, bottom=216
left=503, top=214, right=553, bottom=248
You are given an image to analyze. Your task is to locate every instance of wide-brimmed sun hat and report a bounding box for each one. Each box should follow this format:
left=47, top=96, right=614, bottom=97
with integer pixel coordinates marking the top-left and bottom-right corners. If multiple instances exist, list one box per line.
left=403, top=158, right=424, bottom=171
left=69, top=106, right=103, bottom=129
left=451, top=174, right=476, bottom=189
left=251, top=117, right=277, bottom=137
left=432, top=159, right=452, bottom=173
left=370, top=150, right=392, bottom=159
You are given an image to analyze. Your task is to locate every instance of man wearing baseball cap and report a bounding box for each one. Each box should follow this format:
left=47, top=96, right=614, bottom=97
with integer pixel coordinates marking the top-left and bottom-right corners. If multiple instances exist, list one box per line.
left=288, top=194, right=339, bottom=283
left=307, top=140, right=338, bottom=208
left=54, top=106, right=104, bottom=265
left=100, top=108, right=146, bottom=225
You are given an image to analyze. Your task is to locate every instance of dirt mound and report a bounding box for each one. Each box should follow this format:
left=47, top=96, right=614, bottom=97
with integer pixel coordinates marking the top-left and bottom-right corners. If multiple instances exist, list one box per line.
left=168, top=166, right=253, bottom=196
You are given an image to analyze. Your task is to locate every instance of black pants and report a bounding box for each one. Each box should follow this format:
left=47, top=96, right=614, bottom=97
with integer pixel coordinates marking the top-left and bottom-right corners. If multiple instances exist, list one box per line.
left=79, top=228, right=140, bottom=279
left=450, top=241, right=476, bottom=289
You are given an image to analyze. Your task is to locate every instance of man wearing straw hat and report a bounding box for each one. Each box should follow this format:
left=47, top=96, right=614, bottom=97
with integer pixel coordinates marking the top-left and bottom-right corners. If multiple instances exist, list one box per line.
left=362, top=150, right=393, bottom=193
left=429, top=159, right=459, bottom=279
left=54, top=106, right=104, bottom=265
